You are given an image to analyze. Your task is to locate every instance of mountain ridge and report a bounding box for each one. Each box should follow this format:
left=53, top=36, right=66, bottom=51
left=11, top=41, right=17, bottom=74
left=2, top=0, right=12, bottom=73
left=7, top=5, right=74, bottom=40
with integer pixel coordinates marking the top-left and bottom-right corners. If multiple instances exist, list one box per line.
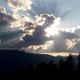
left=0, top=50, right=58, bottom=72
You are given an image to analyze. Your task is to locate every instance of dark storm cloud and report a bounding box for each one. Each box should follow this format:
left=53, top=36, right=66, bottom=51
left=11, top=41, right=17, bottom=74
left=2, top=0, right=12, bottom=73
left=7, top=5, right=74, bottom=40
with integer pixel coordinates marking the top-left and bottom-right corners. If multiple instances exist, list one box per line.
left=0, top=0, right=57, bottom=51
left=23, top=25, right=47, bottom=45
left=23, top=13, right=78, bottom=52
left=0, top=39, right=26, bottom=49
left=0, top=0, right=79, bottom=53
left=0, top=30, right=23, bottom=42
left=23, top=14, right=56, bottom=47
left=24, top=22, right=34, bottom=29
left=0, top=12, right=15, bottom=27
left=0, top=10, right=78, bottom=53
left=0, top=0, right=32, bottom=49
left=0, top=2, right=33, bottom=49
left=0, top=11, right=23, bottom=45
left=42, top=14, right=55, bottom=27
left=35, top=14, right=55, bottom=28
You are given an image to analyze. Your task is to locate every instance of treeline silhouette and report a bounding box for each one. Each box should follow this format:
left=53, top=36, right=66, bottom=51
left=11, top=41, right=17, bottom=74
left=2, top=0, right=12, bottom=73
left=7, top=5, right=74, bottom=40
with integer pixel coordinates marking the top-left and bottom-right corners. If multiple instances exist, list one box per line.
left=0, top=53, right=80, bottom=80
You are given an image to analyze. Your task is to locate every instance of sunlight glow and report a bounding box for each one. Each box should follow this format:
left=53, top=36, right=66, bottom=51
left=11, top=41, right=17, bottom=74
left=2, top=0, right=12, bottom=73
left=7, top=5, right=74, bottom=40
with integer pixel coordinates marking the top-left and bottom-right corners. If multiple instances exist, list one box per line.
left=8, top=0, right=32, bottom=12
left=45, top=17, right=61, bottom=37
left=48, top=52, right=79, bottom=57
left=41, top=52, right=79, bottom=57
left=22, top=41, right=54, bottom=53
left=10, top=13, right=32, bottom=31
left=66, top=39, right=77, bottom=49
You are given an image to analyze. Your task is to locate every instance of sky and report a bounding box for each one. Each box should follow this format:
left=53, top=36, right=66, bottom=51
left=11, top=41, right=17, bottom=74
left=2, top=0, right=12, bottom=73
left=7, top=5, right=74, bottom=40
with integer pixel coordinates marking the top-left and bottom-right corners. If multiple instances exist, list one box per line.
left=0, top=0, right=80, bottom=53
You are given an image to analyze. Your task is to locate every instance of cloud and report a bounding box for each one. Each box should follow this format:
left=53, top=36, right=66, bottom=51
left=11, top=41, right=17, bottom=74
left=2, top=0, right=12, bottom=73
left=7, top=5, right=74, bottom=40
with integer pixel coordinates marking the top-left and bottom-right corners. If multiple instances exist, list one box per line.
left=0, top=1, right=33, bottom=49
left=0, top=5, right=17, bottom=29
left=48, top=31, right=77, bottom=52
left=3, top=1, right=57, bottom=52
left=35, top=14, right=55, bottom=27
left=24, top=22, right=34, bottom=29
left=22, top=13, right=57, bottom=52
left=0, top=7, right=24, bottom=46
left=0, top=30, right=23, bottom=42
left=22, top=40, right=53, bottom=53
left=0, top=38, right=26, bottom=49
left=0, top=5, right=78, bottom=53
left=0, top=5, right=7, bottom=14
left=0, top=7, right=22, bottom=42
left=23, top=13, right=56, bottom=44
left=8, top=0, right=32, bottom=12
left=53, top=38, right=67, bottom=52
left=23, top=25, right=47, bottom=45
left=0, top=11, right=15, bottom=27
left=59, top=31, right=77, bottom=39
left=72, top=41, right=80, bottom=52
left=0, top=0, right=79, bottom=53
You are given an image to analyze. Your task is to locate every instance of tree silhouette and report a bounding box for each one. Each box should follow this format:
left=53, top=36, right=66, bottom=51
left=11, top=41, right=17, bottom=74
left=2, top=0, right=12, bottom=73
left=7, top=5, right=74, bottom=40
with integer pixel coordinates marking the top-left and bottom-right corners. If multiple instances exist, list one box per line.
left=59, top=58, right=65, bottom=71
left=77, top=53, right=80, bottom=77
left=25, top=64, right=34, bottom=80
left=65, top=53, right=75, bottom=79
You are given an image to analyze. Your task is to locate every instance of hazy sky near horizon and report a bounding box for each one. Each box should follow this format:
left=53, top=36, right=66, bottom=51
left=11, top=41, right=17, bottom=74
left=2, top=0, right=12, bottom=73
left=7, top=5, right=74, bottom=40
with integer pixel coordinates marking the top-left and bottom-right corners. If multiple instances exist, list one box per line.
left=0, top=0, right=80, bottom=53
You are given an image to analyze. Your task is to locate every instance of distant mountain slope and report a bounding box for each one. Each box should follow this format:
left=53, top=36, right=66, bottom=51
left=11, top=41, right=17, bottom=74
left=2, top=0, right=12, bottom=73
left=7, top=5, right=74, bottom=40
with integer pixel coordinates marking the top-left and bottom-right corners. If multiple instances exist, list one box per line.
left=0, top=50, right=58, bottom=72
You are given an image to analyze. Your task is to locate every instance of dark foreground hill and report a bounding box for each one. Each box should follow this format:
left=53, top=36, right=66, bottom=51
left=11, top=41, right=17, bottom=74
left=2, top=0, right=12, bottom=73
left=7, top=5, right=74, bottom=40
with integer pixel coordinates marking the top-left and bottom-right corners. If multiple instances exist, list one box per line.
left=0, top=50, right=80, bottom=80
left=0, top=50, right=58, bottom=72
